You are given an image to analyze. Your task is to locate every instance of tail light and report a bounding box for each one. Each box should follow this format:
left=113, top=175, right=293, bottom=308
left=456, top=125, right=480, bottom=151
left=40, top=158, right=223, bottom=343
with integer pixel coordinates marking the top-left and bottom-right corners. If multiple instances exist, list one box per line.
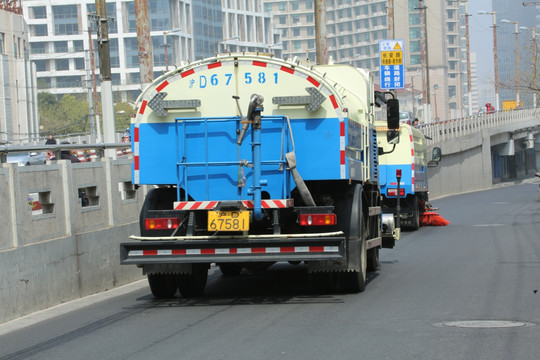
left=387, top=188, right=405, bottom=197
left=145, top=218, right=181, bottom=230
left=299, top=213, right=337, bottom=226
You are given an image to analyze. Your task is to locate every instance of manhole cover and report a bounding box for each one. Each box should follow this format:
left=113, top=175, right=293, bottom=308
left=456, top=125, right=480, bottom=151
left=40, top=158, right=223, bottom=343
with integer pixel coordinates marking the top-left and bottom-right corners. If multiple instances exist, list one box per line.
left=436, top=320, right=535, bottom=329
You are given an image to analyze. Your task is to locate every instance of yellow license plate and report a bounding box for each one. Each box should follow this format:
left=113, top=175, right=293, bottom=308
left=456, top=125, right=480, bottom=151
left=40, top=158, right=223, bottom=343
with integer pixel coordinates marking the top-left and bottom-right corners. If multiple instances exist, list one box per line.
left=208, top=210, right=249, bottom=231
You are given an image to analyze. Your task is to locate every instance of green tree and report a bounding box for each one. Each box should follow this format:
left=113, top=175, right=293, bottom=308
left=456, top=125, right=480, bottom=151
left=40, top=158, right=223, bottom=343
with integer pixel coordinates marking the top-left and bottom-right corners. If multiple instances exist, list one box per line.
left=114, top=102, right=137, bottom=131
left=38, top=92, right=90, bottom=135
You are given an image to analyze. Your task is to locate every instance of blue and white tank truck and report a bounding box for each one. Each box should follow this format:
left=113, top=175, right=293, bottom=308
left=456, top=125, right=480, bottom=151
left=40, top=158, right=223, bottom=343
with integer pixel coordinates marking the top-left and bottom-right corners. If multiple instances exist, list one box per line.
left=120, top=53, right=401, bottom=297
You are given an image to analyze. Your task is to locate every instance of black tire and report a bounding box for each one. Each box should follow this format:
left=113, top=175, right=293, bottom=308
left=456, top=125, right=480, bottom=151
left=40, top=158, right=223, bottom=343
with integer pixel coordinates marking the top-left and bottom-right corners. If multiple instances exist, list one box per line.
left=218, top=263, right=243, bottom=276
left=147, top=274, right=178, bottom=298
left=367, top=247, right=380, bottom=272
left=410, top=195, right=420, bottom=230
left=177, top=264, right=208, bottom=297
left=336, top=184, right=367, bottom=293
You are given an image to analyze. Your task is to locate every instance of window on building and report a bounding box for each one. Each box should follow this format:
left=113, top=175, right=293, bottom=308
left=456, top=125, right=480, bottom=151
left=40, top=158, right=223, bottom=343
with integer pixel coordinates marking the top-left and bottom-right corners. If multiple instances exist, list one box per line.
left=306, top=0, right=313, bottom=10
left=56, top=59, right=69, bottom=71
left=282, top=28, right=288, bottom=37
left=279, top=15, right=286, bottom=25
left=149, top=0, right=170, bottom=31
left=294, top=40, right=301, bottom=50
left=306, top=14, right=313, bottom=23
left=31, top=6, right=47, bottom=19
left=110, top=38, right=119, bottom=68
left=124, top=37, right=139, bottom=68
left=73, top=40, right=84, bottom=52
left=409, top=14, right=421, bottom=26
left=53, top=5, right=79, bottom=35
left=54, top=41, right=68, bottom=53
left=410, top=40, right=421, bottom=53
left=33, top=60, right=48, bottom=72
left=0, top=33, right=4, bottom=54
left=410, top=54, right=421, bottom=65
left=74, top=58, right=85, bottom=70
left=292, top=15, right=300, bottom=24
left=293, top=28, right=300, bottom=37
left=30, top=42, right=46, bottom=54
left=13, top=36, right=19, bottom=58
left=56, top=76, right=81, bottom=88
left=307, top=27, right=314, bottom=36
left=292, top=1, right=299, bottom=10
left=448, top=86, right=456, bottom=98
left=112, top=73, right=121, bottom=86
left=37, top=77, right=52, bottom=89
left=409, top=27, right=421, bottom=40
left=279, top=2, right=286, bottom=11
left=33, top=25, right=48, bottom=37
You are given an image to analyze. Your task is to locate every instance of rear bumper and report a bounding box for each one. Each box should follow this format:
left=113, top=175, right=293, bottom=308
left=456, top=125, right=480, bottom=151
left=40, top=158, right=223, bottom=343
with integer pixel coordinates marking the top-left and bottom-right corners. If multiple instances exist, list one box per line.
left=120, top=232, right=346, bottom=265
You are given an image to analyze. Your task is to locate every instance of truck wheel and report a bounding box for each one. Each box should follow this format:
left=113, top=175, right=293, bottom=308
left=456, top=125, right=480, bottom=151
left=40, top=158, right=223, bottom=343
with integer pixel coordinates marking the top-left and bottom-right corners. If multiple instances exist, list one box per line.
left=411, top=196, right=420, bottom=230
left=177, top=264, right=208, bottom=298
left=337, top=184, right=367, bottom=292
left=218, top=263, right=243, bottom=276
left=339, top=231, right=367, bottom=292
left=147, top=274, right=178, bottom=298
left=367, top=247, right=380, bottom=272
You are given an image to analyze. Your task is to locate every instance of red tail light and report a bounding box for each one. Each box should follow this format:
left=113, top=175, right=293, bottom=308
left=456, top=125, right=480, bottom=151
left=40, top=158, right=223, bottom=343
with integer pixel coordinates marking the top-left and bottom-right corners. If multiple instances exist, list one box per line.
left=387, top=188, right=405, bottom=197
left=145, top=218, right=181, bottom=230
left=299, top=213, right=337, bottom=226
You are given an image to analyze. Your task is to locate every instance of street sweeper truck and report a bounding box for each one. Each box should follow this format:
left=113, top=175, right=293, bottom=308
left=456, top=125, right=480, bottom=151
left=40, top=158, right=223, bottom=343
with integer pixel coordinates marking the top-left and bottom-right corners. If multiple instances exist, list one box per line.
left=120, top=53, right=401, bottom=298
left=376, top=121, right=441, bottom=229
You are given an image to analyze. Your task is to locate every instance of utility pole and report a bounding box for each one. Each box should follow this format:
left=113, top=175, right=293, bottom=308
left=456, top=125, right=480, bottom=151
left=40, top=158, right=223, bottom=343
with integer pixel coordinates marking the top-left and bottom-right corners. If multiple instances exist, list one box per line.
left=417, top=0, right=431, bottom=123
left=95, top=0, right=116, bottom=152
left=464, top=13, right=473, bottom=116
left=388, top=0, right=395, bottom=39
left=88, top=26, right=102, bottom=142
left=134, top=0, right=154, bottom=89
left=314, top=0, right=328, bottom=65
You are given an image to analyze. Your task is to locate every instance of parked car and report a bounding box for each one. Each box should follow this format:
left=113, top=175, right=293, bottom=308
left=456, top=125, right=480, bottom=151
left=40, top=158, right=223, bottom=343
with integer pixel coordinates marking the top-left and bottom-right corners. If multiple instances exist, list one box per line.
left=6, top=152, right=47, bottom=166
left=399, top=111, right=414, bottom=125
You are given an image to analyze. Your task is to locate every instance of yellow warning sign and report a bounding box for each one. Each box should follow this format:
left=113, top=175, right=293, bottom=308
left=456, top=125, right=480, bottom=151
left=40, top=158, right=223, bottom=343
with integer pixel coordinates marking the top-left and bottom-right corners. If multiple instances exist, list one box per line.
left=394, top=43, right=402, bottom=50
left=380, top=51, right=403, bottom=66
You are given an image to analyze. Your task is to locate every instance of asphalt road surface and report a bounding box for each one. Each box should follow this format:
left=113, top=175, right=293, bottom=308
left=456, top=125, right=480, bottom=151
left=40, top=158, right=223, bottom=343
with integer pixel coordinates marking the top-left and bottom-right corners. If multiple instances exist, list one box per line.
left=1, top=182, right=540, bottom=360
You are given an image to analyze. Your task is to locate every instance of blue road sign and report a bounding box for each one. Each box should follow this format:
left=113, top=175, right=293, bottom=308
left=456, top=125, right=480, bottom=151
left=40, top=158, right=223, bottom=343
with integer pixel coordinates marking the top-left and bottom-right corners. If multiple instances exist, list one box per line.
left=379, top=39, right=405, bottom=90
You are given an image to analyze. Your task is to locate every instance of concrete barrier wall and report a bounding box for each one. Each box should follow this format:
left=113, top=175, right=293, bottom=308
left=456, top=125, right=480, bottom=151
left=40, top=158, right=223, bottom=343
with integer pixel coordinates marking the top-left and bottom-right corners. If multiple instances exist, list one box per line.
left=0, top=157, right=145, bottom=324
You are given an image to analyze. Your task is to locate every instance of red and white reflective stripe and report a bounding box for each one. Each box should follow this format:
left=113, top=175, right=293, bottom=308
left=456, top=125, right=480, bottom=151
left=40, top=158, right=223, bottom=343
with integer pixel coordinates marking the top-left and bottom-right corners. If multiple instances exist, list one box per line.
left=174, top=199, right=294, bottom=210
left=409, top=133, right=415, bottom=191
left=128, top=245, right=339, bottom=257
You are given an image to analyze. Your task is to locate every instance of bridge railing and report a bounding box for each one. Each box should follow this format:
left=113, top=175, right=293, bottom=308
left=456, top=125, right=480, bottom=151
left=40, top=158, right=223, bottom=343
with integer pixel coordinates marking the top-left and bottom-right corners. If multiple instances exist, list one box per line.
left=421, top=108, right=539, bottom=144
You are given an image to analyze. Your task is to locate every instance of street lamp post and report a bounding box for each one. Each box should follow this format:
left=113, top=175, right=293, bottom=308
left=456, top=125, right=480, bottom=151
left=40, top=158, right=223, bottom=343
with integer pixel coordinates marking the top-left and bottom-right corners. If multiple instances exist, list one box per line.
left=433, top=84, right=440, bottom=121
left=520, top=26, right=537, bottom=108
left=464, top=13, right=473, bottom=116
left=163, top=28, right=183, bottom=72
left=501, top=19, right=520, bottom=107
left=478, top=11, right=500, bottom=111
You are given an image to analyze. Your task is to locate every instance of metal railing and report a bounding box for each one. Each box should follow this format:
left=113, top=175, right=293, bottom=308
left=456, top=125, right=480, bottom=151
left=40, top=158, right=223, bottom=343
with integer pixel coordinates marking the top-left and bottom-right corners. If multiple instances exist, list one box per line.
left=421, top=108, right=539, bottom=144
left=0, top=142, right=131, bottom=164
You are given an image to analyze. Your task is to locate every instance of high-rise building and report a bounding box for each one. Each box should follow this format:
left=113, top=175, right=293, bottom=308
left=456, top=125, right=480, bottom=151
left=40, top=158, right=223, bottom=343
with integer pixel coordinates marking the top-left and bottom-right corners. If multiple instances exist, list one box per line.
left=493, top=0, right=536, bottom=107
left=0, top=4, right=39, bottom=144
left=264, top=0, right=466, bottom=123
left=263, top=0, right=387, bottom=71
left=22, top=0, right=277, bottom=102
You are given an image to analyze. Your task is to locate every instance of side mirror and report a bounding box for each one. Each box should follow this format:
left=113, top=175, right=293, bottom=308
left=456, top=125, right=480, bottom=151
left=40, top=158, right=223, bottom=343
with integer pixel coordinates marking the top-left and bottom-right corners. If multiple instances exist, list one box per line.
left=428, top=147, right=442, bottom=167
left=432, top=147, right=441, bottom=163
left=386, top=98, right=400, bottom=130
left=387, top=130, right=400, bottom=145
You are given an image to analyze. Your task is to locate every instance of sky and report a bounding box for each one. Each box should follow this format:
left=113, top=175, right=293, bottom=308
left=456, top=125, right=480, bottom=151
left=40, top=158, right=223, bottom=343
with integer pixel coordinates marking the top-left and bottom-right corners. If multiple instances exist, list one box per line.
left=468, top=0, right=495, bottom=106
